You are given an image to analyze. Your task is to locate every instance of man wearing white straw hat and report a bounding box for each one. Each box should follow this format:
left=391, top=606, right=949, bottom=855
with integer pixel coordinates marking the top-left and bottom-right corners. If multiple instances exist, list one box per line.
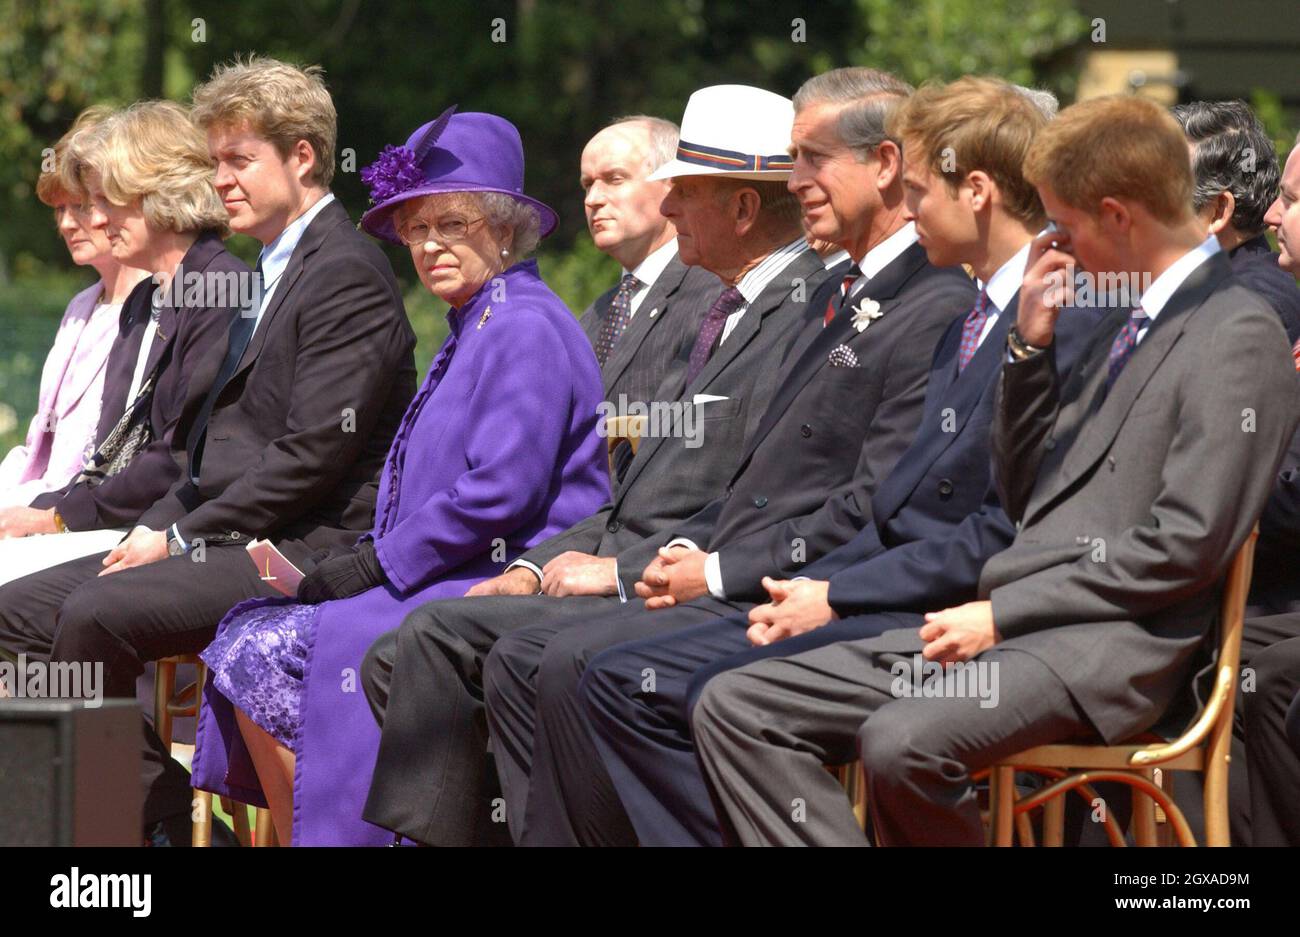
left=361, top=84, right=829, bottom=846
left=468, top=71, right=976, bottom=847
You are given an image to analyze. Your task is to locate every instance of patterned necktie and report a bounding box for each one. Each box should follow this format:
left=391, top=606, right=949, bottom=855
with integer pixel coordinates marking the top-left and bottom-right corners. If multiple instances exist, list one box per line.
left=825, top=265, right=862, bottom=327
left=1105, top=306, right=1150, bottom=389
left=594, top=273, right=640, bottom=367
left=186, top=257, right=263, bottom=479
left=686, top=286, right=746, bottom=384
left=957, top=289, right=990, bottom=373
left=1291, top=335, right=1300, bottom=372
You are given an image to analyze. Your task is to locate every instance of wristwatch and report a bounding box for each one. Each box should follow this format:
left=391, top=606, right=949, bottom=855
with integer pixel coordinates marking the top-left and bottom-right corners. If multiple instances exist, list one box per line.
left=1007, top=326, right=1048, bottom=361
left=52, top=509, right=68, bottom=533
left=166, top=528, right=188, bottom=557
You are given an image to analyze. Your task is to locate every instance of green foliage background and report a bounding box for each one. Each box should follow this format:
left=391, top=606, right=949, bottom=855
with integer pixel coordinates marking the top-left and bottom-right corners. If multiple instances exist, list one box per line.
left=0, top=0, right=1293, bottom=453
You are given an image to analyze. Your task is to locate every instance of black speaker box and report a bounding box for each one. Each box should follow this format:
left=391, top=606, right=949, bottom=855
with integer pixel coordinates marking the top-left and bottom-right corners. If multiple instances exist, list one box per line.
left=0, top=699, right=141, bottom=845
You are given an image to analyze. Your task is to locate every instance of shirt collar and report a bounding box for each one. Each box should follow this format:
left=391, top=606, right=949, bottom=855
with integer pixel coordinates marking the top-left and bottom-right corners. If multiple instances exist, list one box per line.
left=855, top=221, right=919, bottom=281
left=625, top=238, right=678, bottom=288
left=821, top=248, right=851, bottom=270
left=979, top=240, right=1033, bottom=314
left=736, top=237, right=812, bottom=305
left=257, top=192, right=336, bottom=287
left=1135, top=233, right=1221, bottom=322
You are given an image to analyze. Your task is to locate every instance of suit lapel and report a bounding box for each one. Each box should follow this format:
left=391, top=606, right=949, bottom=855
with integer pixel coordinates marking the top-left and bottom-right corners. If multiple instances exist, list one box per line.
left=1026, top=255, right=1230, bottom=522
left=601, top=256, right=689, bottom=397
left=231, top=199, right=349, bottom=377
left=872, top=299, right=1012, bottom=521
left=733, top=242, right=929, bottom=470
left=144, top=234, right=227, bottom=378
left=614, top=250, right=820, bottom=501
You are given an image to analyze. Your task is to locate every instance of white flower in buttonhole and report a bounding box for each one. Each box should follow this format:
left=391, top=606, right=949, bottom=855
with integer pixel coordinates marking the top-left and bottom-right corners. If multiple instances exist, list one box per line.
left=850, top=297, right=884, bottom=333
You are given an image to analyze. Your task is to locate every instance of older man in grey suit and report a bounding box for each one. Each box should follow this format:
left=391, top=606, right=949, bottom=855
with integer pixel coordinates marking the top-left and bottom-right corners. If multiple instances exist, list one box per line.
left=359, top=85, right=828, bottom=845
left=577, top=116, right=721, bottom=410
left=691, top=95, right=1300, bottom=846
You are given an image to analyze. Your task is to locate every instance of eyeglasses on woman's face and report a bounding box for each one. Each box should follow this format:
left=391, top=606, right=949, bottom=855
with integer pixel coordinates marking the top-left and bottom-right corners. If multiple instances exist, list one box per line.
left=396, top=212, right=488, bottom=248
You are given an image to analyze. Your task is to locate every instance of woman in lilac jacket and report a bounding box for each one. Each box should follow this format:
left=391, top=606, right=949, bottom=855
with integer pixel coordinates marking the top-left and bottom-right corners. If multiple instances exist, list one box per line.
left=0, top=106, right=149, bottom=510
left=193, top=108, right=609, bottom=845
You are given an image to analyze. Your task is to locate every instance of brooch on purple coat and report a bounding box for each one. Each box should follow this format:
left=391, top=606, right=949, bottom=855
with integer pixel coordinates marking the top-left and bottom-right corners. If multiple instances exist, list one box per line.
left=477, top=306, right=492, bottom=330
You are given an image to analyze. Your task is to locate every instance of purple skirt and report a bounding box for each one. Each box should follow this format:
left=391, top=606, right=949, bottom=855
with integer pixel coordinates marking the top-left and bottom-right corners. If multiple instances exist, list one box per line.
left=201, top=601, right=317, bottom=749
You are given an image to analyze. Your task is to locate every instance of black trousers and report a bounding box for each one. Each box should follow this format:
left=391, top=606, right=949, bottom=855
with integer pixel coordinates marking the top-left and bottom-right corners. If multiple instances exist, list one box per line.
left=1239, top=613, right=1300, bottom=846
left=482, top=598, right=747, bottom=846
left=0, top=546, right=283, bottom=827
left=359, top=593, right=624, bottom=846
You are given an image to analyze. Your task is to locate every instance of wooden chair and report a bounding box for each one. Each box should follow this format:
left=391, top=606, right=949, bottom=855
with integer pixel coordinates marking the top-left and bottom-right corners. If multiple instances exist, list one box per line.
left=154, top=654, right=277, bottom=847
left=985, top=524, right=1258, bottom=847
left=604, top=414, right=647, bottom=474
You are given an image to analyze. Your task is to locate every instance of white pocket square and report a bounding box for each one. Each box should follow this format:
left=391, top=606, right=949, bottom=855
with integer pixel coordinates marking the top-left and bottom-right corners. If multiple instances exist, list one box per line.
left=828, top=345, right=860, bottom=368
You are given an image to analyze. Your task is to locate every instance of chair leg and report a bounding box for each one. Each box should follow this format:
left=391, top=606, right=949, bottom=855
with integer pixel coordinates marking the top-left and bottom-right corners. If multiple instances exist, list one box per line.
left=849, top=762, right=868, bottom=832
left=1203, top=743, right=1232, bottom=846
left=192, top=790, right=213, bottom=846
left=990, top=766, right=1015, bottom=846
left=1042, top=791, right=1065, bottom=847
left=153, top=659, right=176, bottom=756
left=227, top=798, right=253, bottom=847
left=254, top=808, right=277, bottom=847
left=191, top=659, right=212, bottom=847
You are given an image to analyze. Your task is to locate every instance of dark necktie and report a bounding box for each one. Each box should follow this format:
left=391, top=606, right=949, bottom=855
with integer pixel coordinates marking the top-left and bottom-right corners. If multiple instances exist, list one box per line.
left=957, top=289, right=990, bottom=373
left=1105, top=305, right=1150, bottom=390
left=686, top=286, right=746, bottom=385
left=824, top=265, right=862, bottom=326
left=594, top=273, right=640, bottom=367
left=186, top=259, right=263, bottom=479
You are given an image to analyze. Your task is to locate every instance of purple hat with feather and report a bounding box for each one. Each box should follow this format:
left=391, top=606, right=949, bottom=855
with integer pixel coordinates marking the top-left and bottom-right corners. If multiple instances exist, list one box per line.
left=359, top=106, right=558, bottom=244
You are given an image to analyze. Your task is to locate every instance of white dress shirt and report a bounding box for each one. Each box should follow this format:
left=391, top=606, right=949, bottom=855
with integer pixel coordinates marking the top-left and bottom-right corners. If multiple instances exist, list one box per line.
left=691, top=223, right=924, bottom=600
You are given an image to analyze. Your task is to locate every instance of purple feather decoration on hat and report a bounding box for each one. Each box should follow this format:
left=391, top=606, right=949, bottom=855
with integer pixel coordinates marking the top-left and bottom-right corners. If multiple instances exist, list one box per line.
left=359, top=146, right=424, bottom=205
left=359, top=105, right=459, bottom=206
left=411, top=105, right=458, bottom=163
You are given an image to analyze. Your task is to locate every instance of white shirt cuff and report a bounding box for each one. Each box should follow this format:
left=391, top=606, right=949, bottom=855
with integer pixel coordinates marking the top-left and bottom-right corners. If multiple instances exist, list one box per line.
left=615, top=559, right=627, bottom=603
left=666, top=537, right=701, bottom=551
left=704, top=551, right=726, bottom=599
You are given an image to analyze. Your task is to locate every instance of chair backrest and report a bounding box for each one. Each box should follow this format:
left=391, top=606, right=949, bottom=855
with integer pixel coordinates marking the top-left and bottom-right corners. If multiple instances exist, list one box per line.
left=604, top=414, right=646, bottom=475
left=1132, top=523, right=1258, bottom=768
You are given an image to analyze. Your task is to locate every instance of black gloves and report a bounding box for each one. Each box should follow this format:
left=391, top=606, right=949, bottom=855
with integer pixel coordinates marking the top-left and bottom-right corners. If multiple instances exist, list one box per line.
left=297, top=541, right=386, bottom=604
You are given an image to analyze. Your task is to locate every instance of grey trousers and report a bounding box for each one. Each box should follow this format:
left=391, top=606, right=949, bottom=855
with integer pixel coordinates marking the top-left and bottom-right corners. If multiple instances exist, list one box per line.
left=692, top=627, right=1096, bottom=846
left=359, top=593, right=623, bottom=845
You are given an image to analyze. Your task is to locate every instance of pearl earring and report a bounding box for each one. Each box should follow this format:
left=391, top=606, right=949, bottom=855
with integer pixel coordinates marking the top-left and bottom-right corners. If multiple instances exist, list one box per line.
left=500, top=248, right=510, bottom=257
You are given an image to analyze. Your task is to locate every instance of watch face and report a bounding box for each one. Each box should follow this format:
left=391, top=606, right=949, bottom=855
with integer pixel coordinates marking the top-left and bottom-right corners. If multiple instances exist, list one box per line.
left=168, top=536, right=184, bottom=556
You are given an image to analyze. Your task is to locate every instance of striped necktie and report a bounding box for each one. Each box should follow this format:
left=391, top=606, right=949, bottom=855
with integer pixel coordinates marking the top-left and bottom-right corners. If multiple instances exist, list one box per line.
left=825, top=265, right=862, bottom=326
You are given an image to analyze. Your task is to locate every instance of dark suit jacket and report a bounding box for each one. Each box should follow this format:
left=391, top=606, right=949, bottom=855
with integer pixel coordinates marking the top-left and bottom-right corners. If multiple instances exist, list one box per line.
left=659, top=242, right=977, bottom=601
left=579, top=252, right=722, bottom=406
left=519, top=247, right=831, bottom=595
left=136, top=198, right=417, bottom=558
left=800, top=293, right=1102, bottom=614
left=981, top=252, right=1300, bottom=743
left=1246, top=423, right=1300, bottom=616
left=1230, top=234, right=1300, bottom=343
left=32, top=233, right=242, bottom=529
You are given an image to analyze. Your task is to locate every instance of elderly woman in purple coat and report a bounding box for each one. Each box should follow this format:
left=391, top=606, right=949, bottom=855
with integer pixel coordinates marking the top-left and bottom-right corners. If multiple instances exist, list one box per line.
left=191, top=107, right=609, bottom=846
